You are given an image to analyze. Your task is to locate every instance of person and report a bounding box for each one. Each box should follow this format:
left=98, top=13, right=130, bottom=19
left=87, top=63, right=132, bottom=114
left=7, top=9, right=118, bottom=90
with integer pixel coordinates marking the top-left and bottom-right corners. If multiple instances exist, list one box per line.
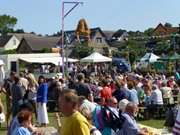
left=127, top=81, right=139, bottom=105
left=80, top=108, right=102, bottom=135
left=26, top=73, right=38, bottom=118
left=75, top=73, right=91, bottom=99
left=112, top=80, right=126, bottom=102
left=78, top=96, right=96, bottom=114
left=12, top=109, right=35, bottom=135
left=173, top=107, right=180, bottom=134
left=116, top=102, right=147, bottom=135
left=150, top=84, right=163, bottom=105
left=36, top=75, right=49, bottom=126
left=59, top=89, right=90, bottom=135
left=0, top=102, right=5, bottom=124
left=100, top=79, right=112, bottom=103
left=19, top=72, right=29, bottom=91
left=3, top=71, right=16, bottom=124
left=8, top=104, right=34, bottom=135
left=101, top=97, right=119, bottom=135
left=11, top=75, right=26, bottom=117
left=160, top=81, right=174, bottom=104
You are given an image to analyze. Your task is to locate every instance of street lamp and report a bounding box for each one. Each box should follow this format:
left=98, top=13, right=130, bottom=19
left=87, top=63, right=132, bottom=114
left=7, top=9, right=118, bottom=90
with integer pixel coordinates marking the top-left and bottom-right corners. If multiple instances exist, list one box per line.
left=61, top=1, right=83, bottom=79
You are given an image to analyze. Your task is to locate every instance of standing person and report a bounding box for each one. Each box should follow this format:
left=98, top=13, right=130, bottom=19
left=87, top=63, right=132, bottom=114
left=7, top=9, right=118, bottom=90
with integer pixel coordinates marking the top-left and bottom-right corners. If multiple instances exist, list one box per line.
left=27, top=73, right=39, bottom=118
left=112, top=80, right=126, bottom=102
left=19, top=72, right=29, bottom=91
left=75, top=73, right=91, bottom=99
left=3, top=72, right=16, bottom=123
left=100, top=79, right=112, bottom=104
left=59, top=89, right=90, bottom=135
left=36, top=75, right=49, bottom=126
left=11, top=75, right=26, bottom=117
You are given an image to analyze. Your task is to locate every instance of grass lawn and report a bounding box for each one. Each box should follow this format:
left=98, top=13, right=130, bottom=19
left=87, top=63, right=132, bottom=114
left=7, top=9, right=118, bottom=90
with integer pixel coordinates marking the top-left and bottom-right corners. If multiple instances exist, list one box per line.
left=138, top=119, right=165, bottom=129
left=0, top=93, right=166, bottom=135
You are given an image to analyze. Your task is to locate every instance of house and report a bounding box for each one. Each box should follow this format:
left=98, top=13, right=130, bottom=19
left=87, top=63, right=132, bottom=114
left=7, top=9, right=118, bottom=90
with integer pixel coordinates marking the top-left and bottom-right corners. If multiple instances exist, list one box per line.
left=0, top=35, right=20, bottom=52
left=111, top=29, right=128, bottom=42
left=16, top=36, right=60, bottom=53
left=152, top=23, right=180, bottom=36
left=63, top=27, right=110, bottom=47
left=59, top=27, right=111, bottom=55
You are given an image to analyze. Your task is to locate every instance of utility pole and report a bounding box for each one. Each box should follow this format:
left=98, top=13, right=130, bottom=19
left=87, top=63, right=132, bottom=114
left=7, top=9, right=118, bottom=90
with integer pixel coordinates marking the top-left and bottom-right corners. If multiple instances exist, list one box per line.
left=61, top=1, right=83, bottom=79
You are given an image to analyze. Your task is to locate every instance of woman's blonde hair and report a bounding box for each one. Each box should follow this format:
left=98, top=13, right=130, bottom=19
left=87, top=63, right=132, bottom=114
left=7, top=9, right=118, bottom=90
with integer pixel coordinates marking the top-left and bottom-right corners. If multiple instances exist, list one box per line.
left=27, top=73, right=38, bottom=87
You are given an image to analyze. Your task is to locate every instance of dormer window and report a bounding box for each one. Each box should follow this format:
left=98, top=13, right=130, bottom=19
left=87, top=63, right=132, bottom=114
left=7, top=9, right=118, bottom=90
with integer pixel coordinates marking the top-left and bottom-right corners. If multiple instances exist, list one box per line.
left=13, top=39, right=16, bottom=45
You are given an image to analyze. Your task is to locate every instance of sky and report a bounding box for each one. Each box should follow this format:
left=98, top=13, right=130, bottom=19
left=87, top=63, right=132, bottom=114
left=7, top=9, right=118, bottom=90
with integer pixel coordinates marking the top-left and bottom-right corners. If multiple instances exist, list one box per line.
left=0, top=0, right=180, bottom=35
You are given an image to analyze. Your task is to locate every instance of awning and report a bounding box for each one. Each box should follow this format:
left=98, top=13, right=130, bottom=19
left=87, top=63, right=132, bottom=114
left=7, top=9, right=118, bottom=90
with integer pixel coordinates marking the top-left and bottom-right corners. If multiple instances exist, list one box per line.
left=19, top=57, right=78, bottom=65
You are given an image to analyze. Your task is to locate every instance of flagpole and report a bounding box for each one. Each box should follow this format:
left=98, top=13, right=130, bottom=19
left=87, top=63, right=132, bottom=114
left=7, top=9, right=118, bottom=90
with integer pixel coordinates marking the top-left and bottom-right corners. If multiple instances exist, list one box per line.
left=61, top=1, right=83, bottom=79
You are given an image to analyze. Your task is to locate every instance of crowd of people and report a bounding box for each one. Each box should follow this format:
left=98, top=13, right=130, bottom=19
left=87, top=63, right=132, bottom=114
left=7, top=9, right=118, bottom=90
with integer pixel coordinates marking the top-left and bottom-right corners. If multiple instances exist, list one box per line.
left=0, top=63, right=180, bottom=135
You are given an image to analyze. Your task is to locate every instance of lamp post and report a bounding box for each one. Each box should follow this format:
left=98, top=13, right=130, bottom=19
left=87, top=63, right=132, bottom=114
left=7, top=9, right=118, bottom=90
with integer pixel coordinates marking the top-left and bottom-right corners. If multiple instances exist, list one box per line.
left=61, top=1, right=83, bottom=79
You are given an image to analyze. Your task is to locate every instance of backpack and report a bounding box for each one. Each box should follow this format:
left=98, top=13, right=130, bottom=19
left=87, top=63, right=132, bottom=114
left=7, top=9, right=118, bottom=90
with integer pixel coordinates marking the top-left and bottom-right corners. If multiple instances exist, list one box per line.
left=101, top=106, right=125, bottom=132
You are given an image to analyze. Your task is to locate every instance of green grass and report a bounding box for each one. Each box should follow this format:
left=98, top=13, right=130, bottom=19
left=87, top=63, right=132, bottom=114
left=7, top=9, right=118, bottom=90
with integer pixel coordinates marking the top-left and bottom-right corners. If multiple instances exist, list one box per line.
left=138, top=119, right=165, bottom=129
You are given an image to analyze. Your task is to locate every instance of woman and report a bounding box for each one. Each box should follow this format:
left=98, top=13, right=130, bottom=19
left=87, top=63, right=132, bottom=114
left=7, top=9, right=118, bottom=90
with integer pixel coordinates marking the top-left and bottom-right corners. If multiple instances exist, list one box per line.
left=12, top=110, right=32, bottom=135
left=27, top=73, right=39, bottom=118
left=37, top=75, right=49, bottom=126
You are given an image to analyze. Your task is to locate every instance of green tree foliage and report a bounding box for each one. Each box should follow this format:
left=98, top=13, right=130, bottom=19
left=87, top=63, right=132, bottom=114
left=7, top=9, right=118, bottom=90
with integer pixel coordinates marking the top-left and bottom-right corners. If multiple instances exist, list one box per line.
left=41, top=48, right=51, bottom=53
left=2, top=49, right=16, bottom=54
left=164, top=22, right=172, bottom=27
left=144, top=28, right=154, bottom=36
left=15, top=29, right=24, bottom=33
left=0, top=14, right=17, bottom=35
left=71, top=43, right=94, bottom=58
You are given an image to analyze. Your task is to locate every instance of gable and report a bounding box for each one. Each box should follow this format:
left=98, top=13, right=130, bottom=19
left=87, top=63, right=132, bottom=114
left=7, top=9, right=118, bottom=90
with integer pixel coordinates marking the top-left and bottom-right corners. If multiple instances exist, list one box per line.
left=16, top=39, right=32, bottom=53
left=4, top=36, right=20, bottom=50
left=0, top=35, right=12, bottom=47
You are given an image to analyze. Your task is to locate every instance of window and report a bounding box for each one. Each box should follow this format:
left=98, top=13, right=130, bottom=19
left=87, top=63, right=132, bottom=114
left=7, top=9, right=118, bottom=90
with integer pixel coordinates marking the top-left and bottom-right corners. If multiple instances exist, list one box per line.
left=13, top=39, right=16, bottom=45
left=96, top=37, right=102, bottom=43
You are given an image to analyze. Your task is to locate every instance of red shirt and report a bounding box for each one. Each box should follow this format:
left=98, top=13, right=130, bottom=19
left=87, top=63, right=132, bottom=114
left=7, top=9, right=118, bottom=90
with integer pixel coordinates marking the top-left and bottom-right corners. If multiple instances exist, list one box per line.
left=100, top=86, right=112, bottom=100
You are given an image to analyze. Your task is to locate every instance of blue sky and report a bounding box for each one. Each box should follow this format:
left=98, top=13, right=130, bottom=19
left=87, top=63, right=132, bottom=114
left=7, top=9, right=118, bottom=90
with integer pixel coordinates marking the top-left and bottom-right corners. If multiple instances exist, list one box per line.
left=0, top=0, right=180, bottom=35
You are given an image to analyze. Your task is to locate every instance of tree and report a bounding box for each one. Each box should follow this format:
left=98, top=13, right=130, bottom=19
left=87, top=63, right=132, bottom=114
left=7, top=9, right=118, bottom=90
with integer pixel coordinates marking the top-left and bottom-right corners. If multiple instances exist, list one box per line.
left=15, top=29, right=24, bottom=33
left=0, top=14, right=17, bottom=35
left=71, top=43, right=94, bottom=58
left=164, top=22, right=172, bottom=28
left=144, top=28, right=154, bottom=36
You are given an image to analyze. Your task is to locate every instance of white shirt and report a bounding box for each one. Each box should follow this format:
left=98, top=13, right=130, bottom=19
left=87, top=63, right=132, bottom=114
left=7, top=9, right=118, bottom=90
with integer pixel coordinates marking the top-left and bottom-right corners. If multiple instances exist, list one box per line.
left=150, top=89, right=163, bottom=105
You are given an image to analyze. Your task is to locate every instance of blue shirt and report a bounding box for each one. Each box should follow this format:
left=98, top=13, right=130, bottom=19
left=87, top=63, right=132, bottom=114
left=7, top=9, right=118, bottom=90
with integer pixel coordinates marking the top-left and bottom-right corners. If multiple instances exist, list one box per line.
left=8, top=116, right=20, bottom=135
left=37, top=83, right=48, bottom=103
left=116, top=113, right=139, bottom=135
left=12, top=127, right=31, bottom=135
left=129, top=89, right=139, bottom=105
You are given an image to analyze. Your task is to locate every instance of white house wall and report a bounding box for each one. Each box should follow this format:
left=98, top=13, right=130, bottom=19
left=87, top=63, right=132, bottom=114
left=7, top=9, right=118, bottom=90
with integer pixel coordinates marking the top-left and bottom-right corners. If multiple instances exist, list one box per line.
left=4, top=36, right=20, bottom=50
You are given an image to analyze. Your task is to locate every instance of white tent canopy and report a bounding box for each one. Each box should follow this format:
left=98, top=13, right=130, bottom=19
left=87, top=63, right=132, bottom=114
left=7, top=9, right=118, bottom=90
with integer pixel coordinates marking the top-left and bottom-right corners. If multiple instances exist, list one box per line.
left=19, top=56, right=78, bottom=65
left=80, top=52, right=112, bottom=63
left=0, top=59, right=4, bottom=65
left=140, top=53, right=160, bottom=63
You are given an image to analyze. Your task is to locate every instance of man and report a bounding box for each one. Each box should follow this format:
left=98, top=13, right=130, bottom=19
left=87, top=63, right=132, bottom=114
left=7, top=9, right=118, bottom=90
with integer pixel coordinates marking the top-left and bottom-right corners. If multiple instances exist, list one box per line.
left=116, top=102, right=147, bottom=135
left=19, top=72, right=29, bottom=91
left=75, top=73, right=91, bottom=99
left=150, top=84, right=163, bottom=105
left=59, top=89, right=90, bottom=135
left=11, top=75, right=26, bottom=117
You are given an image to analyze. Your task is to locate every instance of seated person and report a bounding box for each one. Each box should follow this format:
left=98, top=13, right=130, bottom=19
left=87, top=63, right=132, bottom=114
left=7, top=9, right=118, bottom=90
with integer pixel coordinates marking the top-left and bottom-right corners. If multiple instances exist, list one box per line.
left=116, top=102, right=147, bottom=135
